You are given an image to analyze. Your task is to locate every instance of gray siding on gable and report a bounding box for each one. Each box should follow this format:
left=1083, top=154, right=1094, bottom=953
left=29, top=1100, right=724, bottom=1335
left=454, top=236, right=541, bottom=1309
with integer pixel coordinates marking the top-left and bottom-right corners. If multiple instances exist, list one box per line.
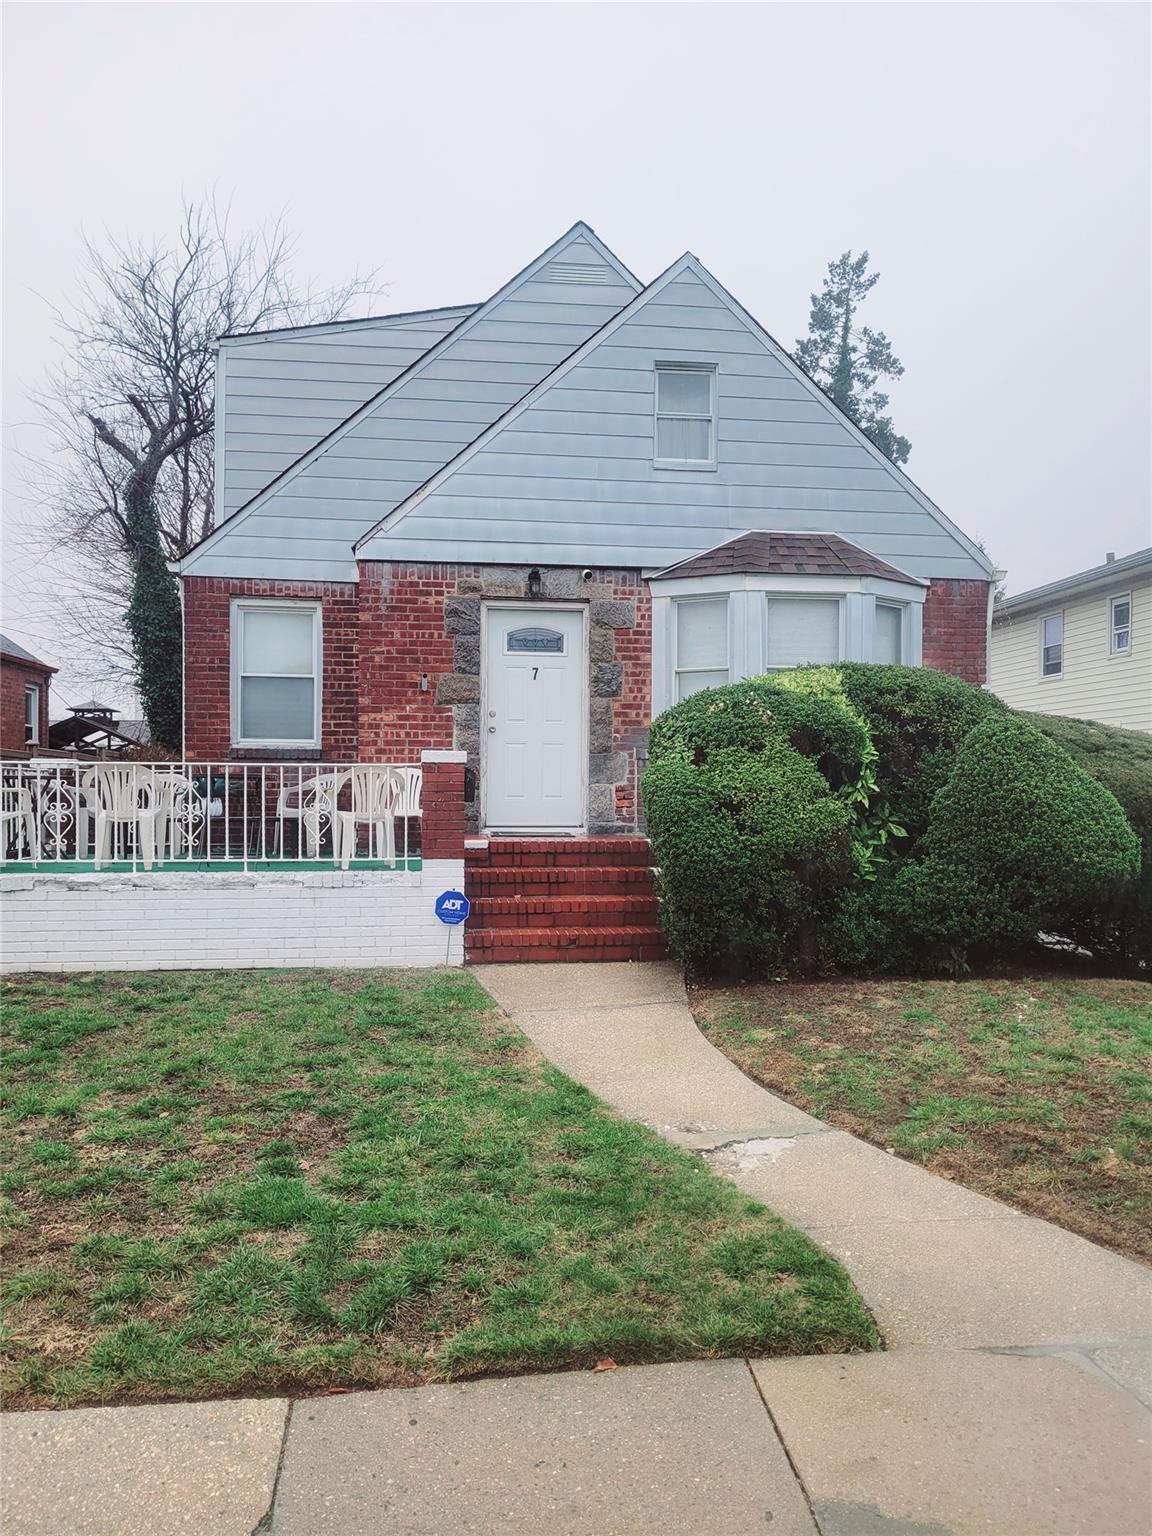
left=191, top=234, right=639, bottom=580
left=361, top=268, right=987, bottom=579
left=215, top=310, right=473, bottom=519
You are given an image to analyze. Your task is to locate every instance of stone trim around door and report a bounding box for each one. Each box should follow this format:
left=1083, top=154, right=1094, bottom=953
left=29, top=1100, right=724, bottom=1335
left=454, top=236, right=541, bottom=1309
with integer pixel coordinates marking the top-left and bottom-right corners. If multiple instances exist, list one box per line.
left=431, top=565, right=649, bottom=836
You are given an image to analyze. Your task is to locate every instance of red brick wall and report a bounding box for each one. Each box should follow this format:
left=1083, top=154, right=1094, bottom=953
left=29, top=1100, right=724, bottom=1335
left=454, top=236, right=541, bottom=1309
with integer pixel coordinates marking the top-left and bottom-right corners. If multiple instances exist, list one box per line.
left=183, top=577, right=359, bottom=759
left=1, top=656, right=53, bottom=756
left=358, top=563, right=462, bottom=762
left=612, top=573, right=652, bottom=827
left=922, top=579, right=990, bottom=685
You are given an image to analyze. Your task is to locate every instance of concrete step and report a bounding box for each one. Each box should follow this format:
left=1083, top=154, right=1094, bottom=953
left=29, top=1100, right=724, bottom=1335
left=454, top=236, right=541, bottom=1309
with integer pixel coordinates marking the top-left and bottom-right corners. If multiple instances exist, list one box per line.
left=469, top=894, right=659, bottom=929
left=464, top=924, right=669, bottom=964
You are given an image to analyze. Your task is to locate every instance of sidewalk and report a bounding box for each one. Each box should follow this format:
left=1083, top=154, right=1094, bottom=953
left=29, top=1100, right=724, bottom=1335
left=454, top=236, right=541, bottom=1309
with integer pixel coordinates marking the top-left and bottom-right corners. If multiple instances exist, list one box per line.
left=3, top=962, right=1150, bottom=1535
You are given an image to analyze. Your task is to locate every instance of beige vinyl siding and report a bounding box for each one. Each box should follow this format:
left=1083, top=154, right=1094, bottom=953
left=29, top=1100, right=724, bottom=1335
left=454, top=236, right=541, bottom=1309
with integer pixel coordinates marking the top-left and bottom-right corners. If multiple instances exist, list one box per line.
left=989, top=577, right=1152, bottom=732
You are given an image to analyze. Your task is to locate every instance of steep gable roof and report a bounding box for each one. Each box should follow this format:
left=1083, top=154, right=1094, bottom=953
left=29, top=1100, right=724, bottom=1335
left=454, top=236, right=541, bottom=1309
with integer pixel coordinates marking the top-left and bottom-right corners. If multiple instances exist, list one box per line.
left=355, top=253, right=995, bottom=581
left=651, top=531, right=927, bottom=585
left=183, top=224, right=642, bottom=580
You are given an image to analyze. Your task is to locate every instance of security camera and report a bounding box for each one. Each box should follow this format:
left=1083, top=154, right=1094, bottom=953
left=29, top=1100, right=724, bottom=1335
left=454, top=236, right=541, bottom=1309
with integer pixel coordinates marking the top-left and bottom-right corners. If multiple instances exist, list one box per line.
left=581, top=568, right=594, bottom=582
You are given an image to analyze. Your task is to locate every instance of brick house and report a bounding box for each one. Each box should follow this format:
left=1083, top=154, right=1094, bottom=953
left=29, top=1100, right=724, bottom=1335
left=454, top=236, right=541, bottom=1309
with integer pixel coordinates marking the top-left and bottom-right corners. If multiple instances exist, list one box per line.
left=179, top=224, right=995, bottom=959
left=0, top=634, right=55, bottom=758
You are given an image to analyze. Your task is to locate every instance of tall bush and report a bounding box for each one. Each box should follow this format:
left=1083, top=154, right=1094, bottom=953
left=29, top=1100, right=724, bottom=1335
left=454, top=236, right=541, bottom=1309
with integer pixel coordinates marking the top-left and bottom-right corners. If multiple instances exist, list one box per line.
left=1026, top=712, right=1151, bottom=967
left=888, top=714, right=1140, bottom=970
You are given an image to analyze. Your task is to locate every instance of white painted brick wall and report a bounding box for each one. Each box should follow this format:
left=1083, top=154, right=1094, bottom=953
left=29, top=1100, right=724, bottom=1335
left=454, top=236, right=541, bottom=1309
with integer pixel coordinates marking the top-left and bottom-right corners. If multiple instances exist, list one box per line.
left=0, top=861, right=466, bottom=972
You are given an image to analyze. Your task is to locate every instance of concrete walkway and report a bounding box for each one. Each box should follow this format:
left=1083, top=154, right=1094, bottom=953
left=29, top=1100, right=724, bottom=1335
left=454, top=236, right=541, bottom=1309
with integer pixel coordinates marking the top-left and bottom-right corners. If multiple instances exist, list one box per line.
left=4, top=962, right=1150, bottom=1535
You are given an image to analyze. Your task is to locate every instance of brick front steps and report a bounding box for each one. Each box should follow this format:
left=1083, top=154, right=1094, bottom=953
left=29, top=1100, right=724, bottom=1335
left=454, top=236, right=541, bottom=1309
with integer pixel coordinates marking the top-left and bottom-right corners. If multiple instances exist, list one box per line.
left=464, top=837, right=667, bottom=964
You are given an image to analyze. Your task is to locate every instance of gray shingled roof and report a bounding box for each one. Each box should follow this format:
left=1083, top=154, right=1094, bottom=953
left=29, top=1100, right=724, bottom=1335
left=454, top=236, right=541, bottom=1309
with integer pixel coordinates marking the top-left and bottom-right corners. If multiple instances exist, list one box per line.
left=651, top=531, right=926, bottom=585
left=0, top=632, right=54, bottom=668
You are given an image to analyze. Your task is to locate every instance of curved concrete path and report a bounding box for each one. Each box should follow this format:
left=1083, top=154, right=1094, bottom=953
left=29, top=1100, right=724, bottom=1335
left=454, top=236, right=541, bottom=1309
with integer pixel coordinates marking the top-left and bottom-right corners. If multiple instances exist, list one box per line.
left=475, top=960, right=1152, bottom=1533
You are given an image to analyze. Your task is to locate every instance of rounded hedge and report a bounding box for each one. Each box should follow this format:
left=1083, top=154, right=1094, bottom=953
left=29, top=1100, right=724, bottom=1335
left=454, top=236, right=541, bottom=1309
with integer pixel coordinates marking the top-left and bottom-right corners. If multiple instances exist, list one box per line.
left=823, top=663, right=1007, bottom=839
left=643, top=740, right=856, bottom=977
left=647, top=678, right=870, bottom=791
left=887, top=713, right=1140, bottom=968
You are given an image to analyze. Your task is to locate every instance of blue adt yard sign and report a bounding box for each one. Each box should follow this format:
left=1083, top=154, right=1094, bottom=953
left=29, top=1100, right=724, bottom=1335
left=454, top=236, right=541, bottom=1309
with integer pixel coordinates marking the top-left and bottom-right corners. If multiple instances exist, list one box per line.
left=435, top=890, right=470, bottom=925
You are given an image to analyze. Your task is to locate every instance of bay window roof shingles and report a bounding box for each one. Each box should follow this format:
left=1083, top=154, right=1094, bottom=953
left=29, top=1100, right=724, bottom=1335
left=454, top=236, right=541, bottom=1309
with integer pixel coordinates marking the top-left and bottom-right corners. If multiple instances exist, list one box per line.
left=652, top=531, right=925, bottom=585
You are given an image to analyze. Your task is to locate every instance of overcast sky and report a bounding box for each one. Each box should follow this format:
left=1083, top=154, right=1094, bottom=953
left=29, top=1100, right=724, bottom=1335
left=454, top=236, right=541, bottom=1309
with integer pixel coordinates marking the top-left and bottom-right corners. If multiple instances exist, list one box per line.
left=3, top=0, right=1150, bottom=706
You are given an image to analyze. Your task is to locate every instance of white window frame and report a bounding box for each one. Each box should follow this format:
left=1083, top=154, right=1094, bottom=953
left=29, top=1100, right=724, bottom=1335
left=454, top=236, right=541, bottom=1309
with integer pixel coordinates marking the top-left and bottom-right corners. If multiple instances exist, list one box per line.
left=1039, top=610, right=1064, bottom=679
left=654, top=362, right=718, bottom=471
left=1109, top=593, right=1132, bottom=656
left=673, top=595, right=730, bottom=698
left=24, top=683, right=40, bottom=745
left=874, top=600, right=907, bottom=665
left=230, top=599, right=323, bottom=749
left=761, top=593, right=846, bottom=672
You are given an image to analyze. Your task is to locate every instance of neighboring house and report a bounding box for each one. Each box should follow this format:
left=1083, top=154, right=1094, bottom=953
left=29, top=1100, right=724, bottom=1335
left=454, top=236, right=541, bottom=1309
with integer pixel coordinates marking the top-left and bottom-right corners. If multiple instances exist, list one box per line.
left=0, top=634, right=56, bottom=758
left=989, top=548, right=1152, bottom=733
left=181, top=222, right=997, bottom=838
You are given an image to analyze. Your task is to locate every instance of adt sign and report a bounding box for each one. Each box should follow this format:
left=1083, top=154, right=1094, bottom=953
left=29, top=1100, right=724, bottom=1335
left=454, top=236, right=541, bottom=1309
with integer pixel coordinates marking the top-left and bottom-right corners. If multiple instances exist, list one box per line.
left=434, top=890, right=470, bottom=925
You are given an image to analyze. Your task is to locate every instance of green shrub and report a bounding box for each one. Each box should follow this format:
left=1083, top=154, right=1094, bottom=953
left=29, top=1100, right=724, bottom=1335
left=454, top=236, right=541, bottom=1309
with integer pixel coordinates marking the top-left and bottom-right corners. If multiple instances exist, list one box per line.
left=646, top=678, right=870, bottom=791
left=1025, top=712, right=1151, bottom=967
left=824, top=663, right=1006, bottom=840
left=642, top=741, right=856, bottom=977
left=887, top=714, right=1140, bottom=970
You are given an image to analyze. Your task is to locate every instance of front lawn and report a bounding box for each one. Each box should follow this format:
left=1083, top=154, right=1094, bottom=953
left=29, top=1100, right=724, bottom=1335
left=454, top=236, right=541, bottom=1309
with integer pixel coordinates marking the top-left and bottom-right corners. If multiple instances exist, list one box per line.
left=0, top=969, right=877, bottom=1409
left=693, top=975, right=1152, bottom=1262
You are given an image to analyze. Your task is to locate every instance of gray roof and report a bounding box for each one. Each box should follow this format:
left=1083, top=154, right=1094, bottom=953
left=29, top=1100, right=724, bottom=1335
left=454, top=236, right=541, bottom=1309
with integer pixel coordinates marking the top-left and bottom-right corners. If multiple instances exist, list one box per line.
left=0, top=632, right=54, bottom=668
left=996, top=547, right=1152, bottom=618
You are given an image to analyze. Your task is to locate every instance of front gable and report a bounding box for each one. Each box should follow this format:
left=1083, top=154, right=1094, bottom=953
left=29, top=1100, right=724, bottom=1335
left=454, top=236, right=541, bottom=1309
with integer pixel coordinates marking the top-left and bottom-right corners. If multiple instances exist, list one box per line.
left=183, top=225, right=641, bottom=582
left=358, top=257, right=993, bottom=582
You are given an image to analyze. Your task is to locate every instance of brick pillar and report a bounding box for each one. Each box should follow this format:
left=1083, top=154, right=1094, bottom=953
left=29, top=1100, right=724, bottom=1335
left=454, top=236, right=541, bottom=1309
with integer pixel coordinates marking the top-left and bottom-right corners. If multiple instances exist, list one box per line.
left=420, top=749, right=467, bottom=860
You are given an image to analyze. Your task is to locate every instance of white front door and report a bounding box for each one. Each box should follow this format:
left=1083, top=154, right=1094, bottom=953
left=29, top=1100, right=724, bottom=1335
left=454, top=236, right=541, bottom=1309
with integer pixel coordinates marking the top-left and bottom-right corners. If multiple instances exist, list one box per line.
left=483, top=607, right=585, bottom=832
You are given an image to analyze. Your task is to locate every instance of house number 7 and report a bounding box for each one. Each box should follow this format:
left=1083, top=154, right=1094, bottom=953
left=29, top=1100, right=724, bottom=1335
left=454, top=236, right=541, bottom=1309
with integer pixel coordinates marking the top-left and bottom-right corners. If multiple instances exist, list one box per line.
left=532, top=667, right=539, bottom=680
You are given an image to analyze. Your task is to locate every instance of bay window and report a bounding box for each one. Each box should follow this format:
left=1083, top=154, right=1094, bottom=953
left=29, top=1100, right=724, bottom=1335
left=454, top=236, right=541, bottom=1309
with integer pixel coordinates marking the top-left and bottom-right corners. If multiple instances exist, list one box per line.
left=875, top=602, right=903, bottom=664
left=674, top=596, right=729, bottom=698
left=231, top=600, right=322, bottom=747
left=764, top=598, right=841, bottom=669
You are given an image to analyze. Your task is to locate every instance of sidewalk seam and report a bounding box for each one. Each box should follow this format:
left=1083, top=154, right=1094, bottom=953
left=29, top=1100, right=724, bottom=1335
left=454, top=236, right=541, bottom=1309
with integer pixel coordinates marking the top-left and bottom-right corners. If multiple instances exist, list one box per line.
left=250, top=1397, right=295, bottom=1536
left=742, top=1357, right=825, bottom=1535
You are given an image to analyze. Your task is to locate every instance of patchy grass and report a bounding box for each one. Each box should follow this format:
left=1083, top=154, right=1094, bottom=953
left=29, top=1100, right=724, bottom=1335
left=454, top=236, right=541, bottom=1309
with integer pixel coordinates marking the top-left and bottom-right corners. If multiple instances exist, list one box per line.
left=693, top=975, right=1152, bottom=1263
left=0, top=969, right=878, bottom=1409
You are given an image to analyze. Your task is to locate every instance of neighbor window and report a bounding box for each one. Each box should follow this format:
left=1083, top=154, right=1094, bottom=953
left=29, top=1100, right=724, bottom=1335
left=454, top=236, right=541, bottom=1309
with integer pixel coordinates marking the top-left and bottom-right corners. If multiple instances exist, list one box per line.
left=232, top=601, right=321, bottom=745
left=1041, top=612, right=1063, bottom=677
left=875, top=603, right=903, bottom=665
left=24, top=684, right=40, bottom=745
left=764, top=598, right=841, bottom=669
left=655, top=364, right=716, bottom=467
left=674, top=597, right=728, bottom=699
left=1110, top=594, right=1132, bottom=655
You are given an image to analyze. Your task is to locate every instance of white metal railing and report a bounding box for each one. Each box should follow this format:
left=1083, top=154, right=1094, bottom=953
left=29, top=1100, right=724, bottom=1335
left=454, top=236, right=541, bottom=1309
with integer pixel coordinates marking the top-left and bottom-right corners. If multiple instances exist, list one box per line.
left=0, top=761, right=422, bottom=872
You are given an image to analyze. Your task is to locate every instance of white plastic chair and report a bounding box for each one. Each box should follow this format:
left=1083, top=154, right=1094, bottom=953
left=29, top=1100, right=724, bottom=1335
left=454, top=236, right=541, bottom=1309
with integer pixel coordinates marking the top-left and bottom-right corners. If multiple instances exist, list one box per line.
left=333, top=767, right=403, bottom=868
left=274, top=771, right=345, bottom=859
left=83, top=766, right=168, bottom=871
left=0, top=783, right=38, bottom=862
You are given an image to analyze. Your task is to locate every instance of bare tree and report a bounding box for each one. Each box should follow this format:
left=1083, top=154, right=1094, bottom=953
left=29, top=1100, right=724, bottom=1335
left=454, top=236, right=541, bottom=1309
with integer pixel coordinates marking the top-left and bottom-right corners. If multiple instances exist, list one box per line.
left=27, top=197, right=380, bottom=738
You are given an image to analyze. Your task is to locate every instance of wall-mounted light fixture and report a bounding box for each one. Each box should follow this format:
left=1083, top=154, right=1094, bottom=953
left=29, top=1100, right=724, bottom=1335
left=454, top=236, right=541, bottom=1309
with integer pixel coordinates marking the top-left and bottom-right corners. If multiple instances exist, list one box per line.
left=527, top=568, right=542, bottom=599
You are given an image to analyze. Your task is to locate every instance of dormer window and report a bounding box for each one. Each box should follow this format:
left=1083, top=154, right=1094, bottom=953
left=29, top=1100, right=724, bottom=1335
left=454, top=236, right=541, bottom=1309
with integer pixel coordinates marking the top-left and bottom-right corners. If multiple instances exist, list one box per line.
left=655, top=364, right=716, bottom=468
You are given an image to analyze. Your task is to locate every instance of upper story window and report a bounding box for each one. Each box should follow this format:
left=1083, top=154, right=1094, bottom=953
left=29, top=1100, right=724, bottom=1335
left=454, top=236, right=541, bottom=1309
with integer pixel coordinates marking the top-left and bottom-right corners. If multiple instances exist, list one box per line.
left=24, top=684, right=40, bottom=745
left=674, top=596, right=729, bottom=699
left=1041, top=612, right=1063, bottom=677
left=764, top=598, right=841, bottom=669
left=1110, top=594, right=1132, bottom=655
left=231, top=600, right=322, bottom=747
left=875, top=602, right=903, bottom=665
left=655, top=364, right=716, bottom=468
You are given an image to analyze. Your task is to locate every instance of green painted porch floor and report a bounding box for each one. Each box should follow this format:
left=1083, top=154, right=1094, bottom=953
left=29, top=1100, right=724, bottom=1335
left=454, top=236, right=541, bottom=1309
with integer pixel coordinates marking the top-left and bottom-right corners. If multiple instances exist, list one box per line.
left=0, top=858, right=423, bottom=875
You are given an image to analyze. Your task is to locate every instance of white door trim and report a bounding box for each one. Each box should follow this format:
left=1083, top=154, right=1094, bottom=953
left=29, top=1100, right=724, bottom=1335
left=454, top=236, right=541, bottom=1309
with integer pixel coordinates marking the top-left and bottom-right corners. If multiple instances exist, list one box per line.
left=480, top=600, right=589, bottom=835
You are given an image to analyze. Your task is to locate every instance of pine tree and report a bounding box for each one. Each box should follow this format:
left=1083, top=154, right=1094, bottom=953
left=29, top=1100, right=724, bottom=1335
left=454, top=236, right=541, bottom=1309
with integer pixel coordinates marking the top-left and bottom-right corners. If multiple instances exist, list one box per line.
left=794, top=251, right=911, bottom=465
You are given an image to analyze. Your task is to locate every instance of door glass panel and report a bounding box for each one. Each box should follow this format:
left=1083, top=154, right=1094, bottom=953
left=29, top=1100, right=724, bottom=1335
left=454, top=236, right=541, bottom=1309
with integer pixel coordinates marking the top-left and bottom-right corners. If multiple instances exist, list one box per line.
left=506, top=627, right=564, bottom=654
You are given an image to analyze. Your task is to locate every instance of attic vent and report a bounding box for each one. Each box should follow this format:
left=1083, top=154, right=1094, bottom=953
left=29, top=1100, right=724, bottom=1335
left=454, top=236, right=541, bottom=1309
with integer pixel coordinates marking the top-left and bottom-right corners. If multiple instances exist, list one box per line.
left=542, top=261, right=610, bottom=285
